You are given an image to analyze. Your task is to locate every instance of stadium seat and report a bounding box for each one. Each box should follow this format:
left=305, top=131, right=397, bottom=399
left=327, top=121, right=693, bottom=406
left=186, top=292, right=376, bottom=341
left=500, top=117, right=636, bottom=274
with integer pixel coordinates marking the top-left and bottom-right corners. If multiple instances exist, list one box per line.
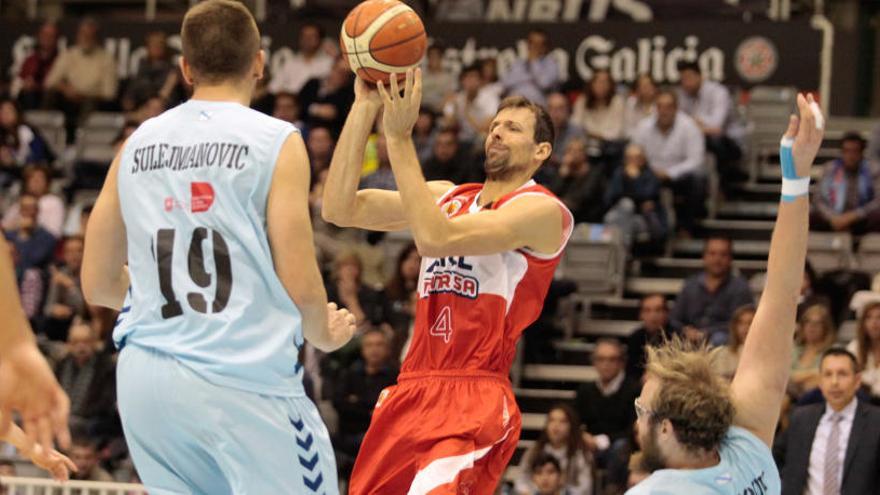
left=856, top=233, right=880, bottom=275
left=807, top=231, right=853, bottom=273
left=561, top=224, right=626, bottom=299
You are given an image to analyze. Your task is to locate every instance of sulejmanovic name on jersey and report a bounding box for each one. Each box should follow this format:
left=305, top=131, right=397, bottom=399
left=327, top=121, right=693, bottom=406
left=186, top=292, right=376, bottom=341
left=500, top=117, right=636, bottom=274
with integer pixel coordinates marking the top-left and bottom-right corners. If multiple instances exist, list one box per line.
left=115, top=100, right=305, bottom=397
left=130, top=141, right=250, bottom=174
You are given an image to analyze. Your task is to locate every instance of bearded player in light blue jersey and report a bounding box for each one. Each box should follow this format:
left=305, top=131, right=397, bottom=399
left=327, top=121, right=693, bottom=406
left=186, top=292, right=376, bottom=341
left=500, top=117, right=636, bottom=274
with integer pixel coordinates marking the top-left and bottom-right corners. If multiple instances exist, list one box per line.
left=627, top=93, right=823, bottom=495
left=81, top=1, right=355, bottom=493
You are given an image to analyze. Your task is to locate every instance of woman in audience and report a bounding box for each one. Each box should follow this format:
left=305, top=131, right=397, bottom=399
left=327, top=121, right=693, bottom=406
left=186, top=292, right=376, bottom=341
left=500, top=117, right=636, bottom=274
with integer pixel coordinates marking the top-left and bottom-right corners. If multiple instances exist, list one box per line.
left=847, top=301, right=880, bottom=400
left=572, top=69, right=625, bottom=142
left=790, top=303, right=837, bottom=397
left=571, top=69, right=625, bottom=171
left=603, top=143, right=666, bottom=250
left=714, top=305, right=756, bottom=380
left=325, top=250, right=385, bottom=330
left=2, top=165, right=65, bottom=237
left=622, top=74, right=657, bottom=137
left=383, top=242, right=421, bottom=356
left=0, top=99, right=52, bottom=188
left=515, top=404, right=593, bottom=495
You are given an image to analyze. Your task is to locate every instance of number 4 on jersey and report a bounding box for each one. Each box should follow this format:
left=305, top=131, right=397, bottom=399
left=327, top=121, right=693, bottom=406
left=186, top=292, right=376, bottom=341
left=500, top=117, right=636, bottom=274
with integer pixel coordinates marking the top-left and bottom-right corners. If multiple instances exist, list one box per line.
left=430, top=306, right=453, bottom=343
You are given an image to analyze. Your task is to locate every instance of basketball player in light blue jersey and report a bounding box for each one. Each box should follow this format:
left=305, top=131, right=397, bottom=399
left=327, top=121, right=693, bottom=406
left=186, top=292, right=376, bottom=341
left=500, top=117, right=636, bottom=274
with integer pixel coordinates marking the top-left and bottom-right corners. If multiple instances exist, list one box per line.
left=81, top=1, right=356, bottom=493
left=626, top=94, right=823, bottom=495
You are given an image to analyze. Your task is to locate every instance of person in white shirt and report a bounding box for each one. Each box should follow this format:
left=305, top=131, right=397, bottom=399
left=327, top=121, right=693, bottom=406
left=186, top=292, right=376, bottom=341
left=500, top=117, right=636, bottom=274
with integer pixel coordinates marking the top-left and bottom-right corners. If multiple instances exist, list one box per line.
left=632, top=90, right=706, bottom=235
left=442, top=64, right=498, bottom=149
left=268, top=23, right=334, bottom=95
left=775, top=348, right=880, bottom=495
left=677, top=61, right=744, bottom=185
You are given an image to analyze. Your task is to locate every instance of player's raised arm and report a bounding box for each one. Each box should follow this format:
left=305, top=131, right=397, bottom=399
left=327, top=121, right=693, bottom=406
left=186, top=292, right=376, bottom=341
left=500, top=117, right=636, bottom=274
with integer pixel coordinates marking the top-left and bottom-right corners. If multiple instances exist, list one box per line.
left=730, top=94, right=824, bottom=447
left=321, top=76, right=452, bottom=231
left=0, top=239, right=71, bottom=454
left=82, top=150, right=130, bottom=311
left=378, top=68, right=566, bottom=257
left=268, top=132, right=356, bottom=352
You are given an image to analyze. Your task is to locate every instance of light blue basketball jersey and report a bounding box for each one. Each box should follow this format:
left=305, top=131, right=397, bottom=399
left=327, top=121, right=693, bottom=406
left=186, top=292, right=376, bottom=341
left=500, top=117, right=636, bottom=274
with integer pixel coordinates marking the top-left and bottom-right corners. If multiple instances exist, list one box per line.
left=626, top=427, right=780, bottom=495
left=115, top=99, right=305, bottom=397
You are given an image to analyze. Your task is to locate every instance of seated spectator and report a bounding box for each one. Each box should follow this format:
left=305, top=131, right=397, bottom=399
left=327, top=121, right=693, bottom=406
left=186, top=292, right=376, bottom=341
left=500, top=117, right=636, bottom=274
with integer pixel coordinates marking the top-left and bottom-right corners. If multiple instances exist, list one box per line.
left=268, top=22, right=334, bottom=95
left=676, top=61, right=743, bottom=184
left=713, top=305, right=756, bottom=381
left=13, top=21, right=59, bottom=110
left=547, top=138, right=605, bottom=224
left=359, top=133, right=396, bottom=191
left=382, top=242, right=420, bottom=350
left=42, top=235, right=86, bottom=341
left=413, top=107, right=438, bottom=163
left=603, top=143, right=667, bottom=250
left=545, top=92, right=584, bottom=166
left=626, top=293, right=674, bottom=379
left=54, top=321, right=116, bottom=434
left=4, top=193, right=56, bottom=276
left=2, top=165, right=65, bottom=237
left=421, top=128, right=475, bottom=184
left=122, top=31, right=182, bottom=111
left=847, top=301, right=880, bottom=400
left=298, top=57, right=354, bottom=137
left=623, top=74, right=657, bottom=137
left=571, top=69, right=625, bottom=147
left=479, top=57, right=504, bottom=102
left=528, top=454, right=570, bottom=495
left=774, top=349, right=880, bottom=495
left=515, top=404, right=593, bottom=495
left=272, top=92, right=306, bottom=131
left=0, top=99, right=52, bottom=188
left=420, top=44, right=455, bottom=113
left=632, top=90, right=706, bottom=236
left=500, top=29, right=559, bottom=107
left=811, top=132, right=880, bottom=234
left=671, top=236, right=753, bottom=345
left=574, top=339, right=640, bottom=491
left=325, top=251, right=385, bottom=329
left=44, top=18, right=118, bottom=141
left=442, top=64, right=498, bottom=149
left=790, top=303, right=836, bottom=398
left=332, top=328, right=398, bottom=474
left=306, top=125, right=335, bottom=174
left=69, top=436, right=114, bottom=482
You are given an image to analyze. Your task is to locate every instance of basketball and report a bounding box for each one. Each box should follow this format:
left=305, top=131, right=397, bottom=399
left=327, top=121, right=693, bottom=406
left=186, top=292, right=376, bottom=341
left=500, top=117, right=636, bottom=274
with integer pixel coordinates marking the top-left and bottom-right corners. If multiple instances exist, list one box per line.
left=340, top=0, right=427, bottom=85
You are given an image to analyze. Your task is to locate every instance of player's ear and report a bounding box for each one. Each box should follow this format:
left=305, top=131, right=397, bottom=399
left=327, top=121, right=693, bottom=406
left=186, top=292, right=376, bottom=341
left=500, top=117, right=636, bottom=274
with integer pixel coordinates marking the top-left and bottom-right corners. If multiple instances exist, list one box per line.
left=179, top=57, right=195, bottom=86
left=534, top=142, right=552, bottom=163
left=253, top=49, right=266, bottom=81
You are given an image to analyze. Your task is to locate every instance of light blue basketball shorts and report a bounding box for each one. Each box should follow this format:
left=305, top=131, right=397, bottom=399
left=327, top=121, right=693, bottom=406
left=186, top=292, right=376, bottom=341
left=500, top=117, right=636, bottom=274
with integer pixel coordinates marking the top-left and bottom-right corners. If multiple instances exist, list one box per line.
left=116, top=344, right=338, bottom=495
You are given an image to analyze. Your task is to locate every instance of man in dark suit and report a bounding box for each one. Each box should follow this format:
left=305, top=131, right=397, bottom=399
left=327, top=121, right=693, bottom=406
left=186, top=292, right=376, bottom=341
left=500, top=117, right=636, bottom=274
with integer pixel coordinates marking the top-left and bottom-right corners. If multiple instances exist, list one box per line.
left=626, top=293, right=676, bottom=379
left=574, top=339, right=641, bottom=492
left=774, top=348, right=880, bottom=495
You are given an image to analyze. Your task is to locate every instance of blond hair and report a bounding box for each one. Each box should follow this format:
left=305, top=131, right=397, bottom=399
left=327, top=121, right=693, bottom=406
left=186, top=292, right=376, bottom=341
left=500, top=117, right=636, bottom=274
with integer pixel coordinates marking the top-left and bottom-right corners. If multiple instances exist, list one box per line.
left=797, top=303, right=836, bottom=348
left=645, top=336, right=735, bottom=453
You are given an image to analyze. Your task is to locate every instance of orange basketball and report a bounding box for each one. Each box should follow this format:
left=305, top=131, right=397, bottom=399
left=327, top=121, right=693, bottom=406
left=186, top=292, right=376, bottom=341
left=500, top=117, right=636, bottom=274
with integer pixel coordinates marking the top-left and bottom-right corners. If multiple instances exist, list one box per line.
left=340, top=0, right=427, bottom=85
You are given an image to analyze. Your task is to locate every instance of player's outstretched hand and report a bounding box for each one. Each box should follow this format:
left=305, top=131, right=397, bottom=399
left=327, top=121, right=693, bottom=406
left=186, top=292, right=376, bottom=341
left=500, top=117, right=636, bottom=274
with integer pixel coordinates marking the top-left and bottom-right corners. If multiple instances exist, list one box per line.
left=377, top=68, right=422, bottom=139
left=326, top=302, right=357, bottom=350
left=784, top=93, right=825, bottom=178
left=354, top=76, right=382, bottom=109
left=0, top=343, right=71, bottom=453
left=29, top=444, right=78, bottom=481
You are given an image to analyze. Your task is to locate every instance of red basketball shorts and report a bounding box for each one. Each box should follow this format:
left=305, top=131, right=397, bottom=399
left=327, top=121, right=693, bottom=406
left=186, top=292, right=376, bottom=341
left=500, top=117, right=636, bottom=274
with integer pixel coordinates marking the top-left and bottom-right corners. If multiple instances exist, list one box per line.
left=348, top=370, right=522, bottom=495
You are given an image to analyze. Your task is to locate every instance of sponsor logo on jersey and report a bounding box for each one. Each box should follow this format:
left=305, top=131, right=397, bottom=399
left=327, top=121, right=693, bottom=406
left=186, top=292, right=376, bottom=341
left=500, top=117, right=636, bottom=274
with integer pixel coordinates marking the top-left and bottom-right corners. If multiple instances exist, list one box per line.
left=442, top=198, right=464, bottom=218
left=422, top=256, right=479, bottom=299
left=191, top=182, right=215, bottom=213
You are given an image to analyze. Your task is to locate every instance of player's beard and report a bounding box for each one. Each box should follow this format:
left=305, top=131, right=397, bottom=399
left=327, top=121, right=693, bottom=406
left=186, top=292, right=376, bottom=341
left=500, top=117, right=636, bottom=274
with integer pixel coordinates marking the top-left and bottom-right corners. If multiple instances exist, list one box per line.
left=484, top=149, right=525, bottom=182
left=640, top=421, right=668, bottom=473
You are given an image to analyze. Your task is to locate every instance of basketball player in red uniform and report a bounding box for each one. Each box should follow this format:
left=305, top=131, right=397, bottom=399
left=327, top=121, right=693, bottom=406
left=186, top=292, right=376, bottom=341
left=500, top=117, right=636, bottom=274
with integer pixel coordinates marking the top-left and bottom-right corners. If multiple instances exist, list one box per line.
left=323, top=69, right=572, bottom=494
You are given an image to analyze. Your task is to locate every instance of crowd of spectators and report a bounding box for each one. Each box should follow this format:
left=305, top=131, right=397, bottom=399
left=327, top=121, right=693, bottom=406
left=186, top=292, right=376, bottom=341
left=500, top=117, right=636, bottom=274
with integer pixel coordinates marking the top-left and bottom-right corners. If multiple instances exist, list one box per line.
left=3, top=17, right=880, bottom=495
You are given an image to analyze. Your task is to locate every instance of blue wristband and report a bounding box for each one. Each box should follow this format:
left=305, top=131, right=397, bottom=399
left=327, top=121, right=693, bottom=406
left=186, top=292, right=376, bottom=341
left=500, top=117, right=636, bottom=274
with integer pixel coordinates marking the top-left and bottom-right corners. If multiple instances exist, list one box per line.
left=780, top=136, right=809, bottom=202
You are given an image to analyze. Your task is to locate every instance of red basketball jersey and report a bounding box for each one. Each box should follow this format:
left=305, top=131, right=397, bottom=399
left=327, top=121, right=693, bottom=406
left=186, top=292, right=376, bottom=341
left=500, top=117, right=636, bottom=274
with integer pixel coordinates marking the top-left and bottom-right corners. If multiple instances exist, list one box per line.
left=401, top=180, right=574, bottom=375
